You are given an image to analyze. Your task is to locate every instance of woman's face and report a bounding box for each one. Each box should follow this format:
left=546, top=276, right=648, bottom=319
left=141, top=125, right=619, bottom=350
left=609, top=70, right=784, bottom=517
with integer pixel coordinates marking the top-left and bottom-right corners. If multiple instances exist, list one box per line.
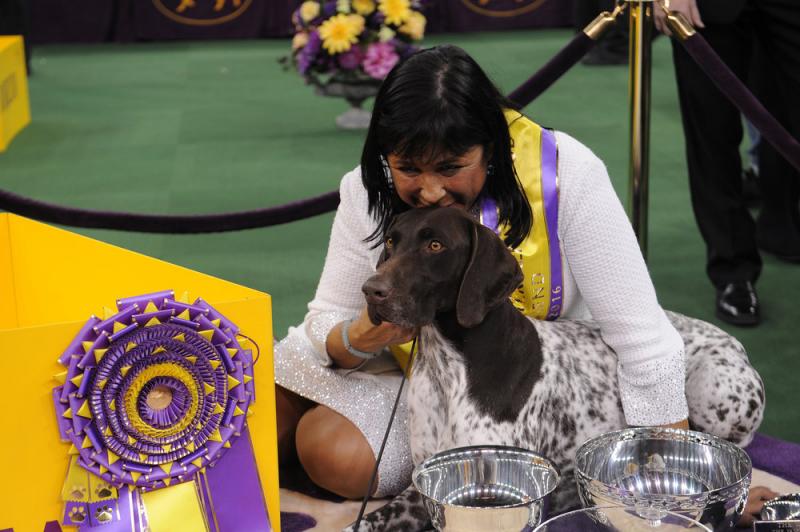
left=387, top=145, right=488, bottom=210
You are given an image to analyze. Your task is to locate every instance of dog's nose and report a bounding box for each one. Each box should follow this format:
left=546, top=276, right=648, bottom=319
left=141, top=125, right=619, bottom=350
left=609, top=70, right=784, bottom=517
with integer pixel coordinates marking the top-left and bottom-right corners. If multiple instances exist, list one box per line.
left=362, top=277, right=391, bottom=303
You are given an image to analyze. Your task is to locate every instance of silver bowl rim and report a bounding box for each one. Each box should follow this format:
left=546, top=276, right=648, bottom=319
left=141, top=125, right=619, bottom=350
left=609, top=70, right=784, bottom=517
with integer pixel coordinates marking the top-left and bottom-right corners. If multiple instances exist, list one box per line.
left=574, top=427, right=752, bottom=498
left=533, top=504, right=713, bottom=531
left=411, top=444, right=561, bottom=511
left=760, top=492, right=800, bottom=521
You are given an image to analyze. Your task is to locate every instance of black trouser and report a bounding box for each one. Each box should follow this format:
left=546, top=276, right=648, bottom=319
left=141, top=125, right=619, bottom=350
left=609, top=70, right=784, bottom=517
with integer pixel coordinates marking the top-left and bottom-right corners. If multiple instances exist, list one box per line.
left=671, top=0, right=800, bottom=289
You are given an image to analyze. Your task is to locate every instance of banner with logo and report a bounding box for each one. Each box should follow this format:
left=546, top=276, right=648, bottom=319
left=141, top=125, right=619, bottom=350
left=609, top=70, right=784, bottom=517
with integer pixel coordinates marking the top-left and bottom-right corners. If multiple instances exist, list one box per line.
left=120, top=0, right=268, bottom=40
left=424, top=0, right=572, bottom=33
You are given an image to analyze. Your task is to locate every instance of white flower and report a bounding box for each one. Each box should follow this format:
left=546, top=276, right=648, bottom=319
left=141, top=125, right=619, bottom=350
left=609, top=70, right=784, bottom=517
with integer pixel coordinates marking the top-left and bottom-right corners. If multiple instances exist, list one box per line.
left=337, top=0, right=351, bottom=13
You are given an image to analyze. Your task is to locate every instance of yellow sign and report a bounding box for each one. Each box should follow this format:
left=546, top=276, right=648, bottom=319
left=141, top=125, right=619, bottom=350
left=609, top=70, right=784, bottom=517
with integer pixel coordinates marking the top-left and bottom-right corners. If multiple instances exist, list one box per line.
left=461, top=0, right=547, bottom=18
left=153, top=0, right=253, bottom=26
left=0, top=214, right=280, bottom=532
left=0, top=36, right=30, bottom=152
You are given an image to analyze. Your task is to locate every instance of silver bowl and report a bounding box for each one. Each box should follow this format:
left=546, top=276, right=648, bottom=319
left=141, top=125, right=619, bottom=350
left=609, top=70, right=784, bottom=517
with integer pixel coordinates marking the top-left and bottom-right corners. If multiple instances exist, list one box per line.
left=534, top=505, right=712, bottom=531
left=575, top=428, right=751, bottom=531
left=761, top=493, right=800, bottom=521
left=412, top=445, right=560, bottom=531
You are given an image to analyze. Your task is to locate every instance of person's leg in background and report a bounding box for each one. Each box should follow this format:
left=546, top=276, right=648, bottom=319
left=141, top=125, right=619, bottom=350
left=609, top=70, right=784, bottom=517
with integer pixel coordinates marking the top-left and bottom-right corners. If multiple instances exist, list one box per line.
left=751, top=0, right=800, bottom=261
left=671, top=16, right=762, bottom=325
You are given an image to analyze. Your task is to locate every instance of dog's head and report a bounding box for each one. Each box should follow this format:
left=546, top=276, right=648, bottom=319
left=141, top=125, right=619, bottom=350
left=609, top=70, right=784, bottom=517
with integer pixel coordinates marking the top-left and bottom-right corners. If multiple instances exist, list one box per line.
left=362, top=207, right=522, bottom=329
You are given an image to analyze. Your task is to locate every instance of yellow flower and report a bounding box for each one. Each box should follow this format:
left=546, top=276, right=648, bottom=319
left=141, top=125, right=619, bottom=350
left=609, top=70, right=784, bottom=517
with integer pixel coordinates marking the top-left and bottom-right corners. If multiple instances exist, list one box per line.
left=299, top=1, right=320, bottom=23
left=319, top=14, right=361, bottom=54
left=379, top=0, right=411, bottom=25
left=337, top=0, right=350, bottom=13
left=348, top=14, right=365, bottom=33
left=292, top=32, right=309, bottom=50
left=352, top=0, right=375, bottom=15
left=398, top=11, right=425, bottom=40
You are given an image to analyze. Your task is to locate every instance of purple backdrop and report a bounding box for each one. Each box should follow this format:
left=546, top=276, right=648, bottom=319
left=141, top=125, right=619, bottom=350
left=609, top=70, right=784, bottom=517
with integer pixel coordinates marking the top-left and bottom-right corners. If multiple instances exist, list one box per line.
left=28, top=0, right=572, bottom=44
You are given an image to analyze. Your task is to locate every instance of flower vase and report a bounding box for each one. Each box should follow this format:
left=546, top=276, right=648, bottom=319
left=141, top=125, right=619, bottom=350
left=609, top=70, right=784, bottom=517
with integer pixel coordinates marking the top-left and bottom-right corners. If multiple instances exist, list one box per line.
left=314, top=79, right=382, bottom=130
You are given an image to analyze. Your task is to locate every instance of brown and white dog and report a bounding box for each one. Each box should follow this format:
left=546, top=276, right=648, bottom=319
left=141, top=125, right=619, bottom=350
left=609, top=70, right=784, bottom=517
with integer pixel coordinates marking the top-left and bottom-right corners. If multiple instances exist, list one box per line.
left=347, top=207, right=763, bottom=531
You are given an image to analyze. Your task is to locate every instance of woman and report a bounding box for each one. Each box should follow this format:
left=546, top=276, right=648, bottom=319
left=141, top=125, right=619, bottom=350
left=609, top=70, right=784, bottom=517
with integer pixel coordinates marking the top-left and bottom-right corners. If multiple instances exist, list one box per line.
left=274, top=45, right=766, bottom=508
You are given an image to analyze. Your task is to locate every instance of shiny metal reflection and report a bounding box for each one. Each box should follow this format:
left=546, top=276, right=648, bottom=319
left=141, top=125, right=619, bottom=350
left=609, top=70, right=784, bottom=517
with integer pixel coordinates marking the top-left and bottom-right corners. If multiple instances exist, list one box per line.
left=412, top=445, right=560, bottom=532
left=761, top=493, right=800, bottom=521
left=533, top=505, right=712, bottom=531
left=575, top=428, right=751, bottom=531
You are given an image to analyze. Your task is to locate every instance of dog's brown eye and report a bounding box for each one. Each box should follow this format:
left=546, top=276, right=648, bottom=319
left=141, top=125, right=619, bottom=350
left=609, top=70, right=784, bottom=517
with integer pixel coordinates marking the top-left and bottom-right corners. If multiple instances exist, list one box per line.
left=385, top=237, right=393, bottom=248
left=429, top=240, right=443, bottom=252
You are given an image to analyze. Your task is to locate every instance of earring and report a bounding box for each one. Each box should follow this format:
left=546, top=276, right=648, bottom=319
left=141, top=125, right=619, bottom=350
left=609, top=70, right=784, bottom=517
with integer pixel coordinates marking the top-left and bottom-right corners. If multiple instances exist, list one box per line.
left=380, top=155, right=394, bottom=190
left=486, top=163, right=495, bottom=177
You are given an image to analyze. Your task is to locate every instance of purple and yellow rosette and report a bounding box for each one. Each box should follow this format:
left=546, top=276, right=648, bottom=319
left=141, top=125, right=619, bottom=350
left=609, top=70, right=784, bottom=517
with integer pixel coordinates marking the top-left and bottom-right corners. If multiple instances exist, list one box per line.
left=52, top=290, right=269, bottom=531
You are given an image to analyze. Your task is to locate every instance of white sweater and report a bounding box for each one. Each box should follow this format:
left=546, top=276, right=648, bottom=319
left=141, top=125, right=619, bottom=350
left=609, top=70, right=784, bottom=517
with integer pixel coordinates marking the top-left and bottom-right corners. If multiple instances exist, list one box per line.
left=300, top=131, right=688, bottom=427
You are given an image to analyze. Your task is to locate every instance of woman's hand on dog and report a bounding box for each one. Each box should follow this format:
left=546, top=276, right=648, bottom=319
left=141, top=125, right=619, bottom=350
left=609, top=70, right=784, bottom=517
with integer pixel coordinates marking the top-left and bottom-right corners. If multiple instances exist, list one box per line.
left=326, top=308, right=417, bottom=369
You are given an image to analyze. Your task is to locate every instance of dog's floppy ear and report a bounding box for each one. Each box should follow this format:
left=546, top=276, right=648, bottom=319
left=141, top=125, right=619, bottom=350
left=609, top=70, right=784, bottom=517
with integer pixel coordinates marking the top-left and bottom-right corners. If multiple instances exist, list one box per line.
left=456, top=221, right=523, bottom=328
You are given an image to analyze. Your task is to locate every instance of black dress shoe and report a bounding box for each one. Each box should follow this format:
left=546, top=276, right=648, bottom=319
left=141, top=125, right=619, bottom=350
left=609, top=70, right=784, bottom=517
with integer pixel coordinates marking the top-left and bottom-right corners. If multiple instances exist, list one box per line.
left=716, top=282, right=760, bottom=326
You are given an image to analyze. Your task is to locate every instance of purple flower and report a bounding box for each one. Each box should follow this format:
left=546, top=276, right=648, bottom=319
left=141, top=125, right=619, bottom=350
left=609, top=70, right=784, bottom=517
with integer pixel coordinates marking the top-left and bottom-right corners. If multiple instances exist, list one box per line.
left=363, top=42, right=400, bottom=79
left=338, top=46, right=364, bottom=70
left=323, top=1, right=337, bottom=16
left=297, top=31, right=322, bottom=75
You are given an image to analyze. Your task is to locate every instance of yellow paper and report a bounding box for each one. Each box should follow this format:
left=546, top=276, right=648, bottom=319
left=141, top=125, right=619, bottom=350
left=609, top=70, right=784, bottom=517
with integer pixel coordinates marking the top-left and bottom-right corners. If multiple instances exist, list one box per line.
left=0, top=214, right=280, bottom=532
left=0, top=36, right=31, bottom=152
left=141, top=481, right=208, bottom=532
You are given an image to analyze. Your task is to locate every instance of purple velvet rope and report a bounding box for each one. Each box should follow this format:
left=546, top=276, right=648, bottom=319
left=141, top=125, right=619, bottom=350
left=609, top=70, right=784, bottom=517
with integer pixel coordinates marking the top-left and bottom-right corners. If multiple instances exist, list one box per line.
left=679, top=33, right=800, bottom=172
left=508, top=32, right=597, bottom=109
left=0, top=188, right=340, bottom=233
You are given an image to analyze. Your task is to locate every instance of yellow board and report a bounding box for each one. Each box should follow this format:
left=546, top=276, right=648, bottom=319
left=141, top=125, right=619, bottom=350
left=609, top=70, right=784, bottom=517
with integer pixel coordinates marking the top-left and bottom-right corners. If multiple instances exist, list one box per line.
left=0, top=213, right=280, bottom=532
left=0, top=36, right=31, bottom=152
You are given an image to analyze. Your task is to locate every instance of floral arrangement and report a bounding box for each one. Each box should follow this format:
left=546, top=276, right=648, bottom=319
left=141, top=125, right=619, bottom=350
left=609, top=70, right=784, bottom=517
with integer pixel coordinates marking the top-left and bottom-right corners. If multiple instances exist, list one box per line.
left=287, top=0, right=427, bottom=85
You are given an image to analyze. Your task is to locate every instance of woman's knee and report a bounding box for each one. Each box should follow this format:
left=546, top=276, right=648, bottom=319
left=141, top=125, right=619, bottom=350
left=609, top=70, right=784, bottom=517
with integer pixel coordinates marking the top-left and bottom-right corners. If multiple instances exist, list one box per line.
left=296, top=405, right=377, bottom=499
left=276, top=385, right=314, bottom=463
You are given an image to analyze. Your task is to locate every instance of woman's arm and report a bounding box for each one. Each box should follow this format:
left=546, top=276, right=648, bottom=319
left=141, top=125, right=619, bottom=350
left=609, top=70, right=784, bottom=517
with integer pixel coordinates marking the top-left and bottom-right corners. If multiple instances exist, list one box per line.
left=303, top=169, right=415, bottom=368
left=555, top=133, right=689, bottom=427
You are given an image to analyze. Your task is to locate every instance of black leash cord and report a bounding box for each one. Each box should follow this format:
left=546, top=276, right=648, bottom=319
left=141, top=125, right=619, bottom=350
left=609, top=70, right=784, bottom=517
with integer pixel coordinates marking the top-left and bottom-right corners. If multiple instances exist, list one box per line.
left=353, top=336, right=419, bottom=531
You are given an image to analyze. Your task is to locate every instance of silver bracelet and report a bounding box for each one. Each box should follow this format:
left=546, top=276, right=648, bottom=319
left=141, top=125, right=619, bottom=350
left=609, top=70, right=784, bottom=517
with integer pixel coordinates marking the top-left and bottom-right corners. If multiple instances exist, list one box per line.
left=342, top=319, right=380, bottom=360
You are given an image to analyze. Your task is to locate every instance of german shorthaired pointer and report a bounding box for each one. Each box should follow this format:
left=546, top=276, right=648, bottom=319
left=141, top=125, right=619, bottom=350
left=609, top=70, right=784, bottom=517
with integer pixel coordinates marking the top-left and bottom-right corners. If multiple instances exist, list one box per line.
left=347, top=207, right=764, bottom=531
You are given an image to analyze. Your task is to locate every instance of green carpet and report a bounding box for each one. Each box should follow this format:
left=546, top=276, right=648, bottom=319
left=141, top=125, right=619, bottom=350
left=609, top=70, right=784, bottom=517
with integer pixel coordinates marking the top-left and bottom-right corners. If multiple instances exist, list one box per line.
left=1, top=32, right=798, bottom=442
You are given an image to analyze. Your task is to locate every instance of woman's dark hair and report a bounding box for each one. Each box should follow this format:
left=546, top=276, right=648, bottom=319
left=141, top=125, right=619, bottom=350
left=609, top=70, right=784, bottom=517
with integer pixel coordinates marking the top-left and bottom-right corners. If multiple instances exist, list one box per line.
left=361, top=44, right=533, bottom=248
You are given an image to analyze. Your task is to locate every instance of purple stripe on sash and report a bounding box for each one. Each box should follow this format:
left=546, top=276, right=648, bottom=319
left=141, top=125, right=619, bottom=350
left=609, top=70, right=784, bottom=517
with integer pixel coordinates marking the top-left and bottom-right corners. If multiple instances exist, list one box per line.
left=205, top=426, right=272, bottom=531
left=541, top=129, right=563, bottom=320
left=480, top=197, right=500, bottom=234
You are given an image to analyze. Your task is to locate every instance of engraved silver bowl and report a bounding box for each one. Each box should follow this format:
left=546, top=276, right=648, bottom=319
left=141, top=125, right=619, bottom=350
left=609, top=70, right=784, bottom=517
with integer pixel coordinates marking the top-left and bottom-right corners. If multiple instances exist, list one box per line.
left=412, top=445, right=560, bottom=531
left=761, top=493, right=800, bottom=521
left=533, top=505, right=712, bottom=531
left=575, top=428, right=751, bottom=531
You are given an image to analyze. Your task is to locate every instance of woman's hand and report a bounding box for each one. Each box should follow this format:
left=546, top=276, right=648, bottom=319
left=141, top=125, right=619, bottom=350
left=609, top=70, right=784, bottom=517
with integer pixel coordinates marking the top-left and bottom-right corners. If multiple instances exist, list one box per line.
left=738, top=486, right=779, bottom=527
left=326, top=307, right=417, bottom=369
left=348, top=307, right=418, bottom=353
left=660, top=418, right=690, bottom=430
left=654, top=0, right=704, bottom=36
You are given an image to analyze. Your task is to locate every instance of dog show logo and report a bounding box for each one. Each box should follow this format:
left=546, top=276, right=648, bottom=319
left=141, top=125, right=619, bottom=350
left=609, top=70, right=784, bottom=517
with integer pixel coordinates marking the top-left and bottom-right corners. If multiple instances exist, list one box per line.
left=152, top=0, right=253, bottom=26
left=461, top=0, right=547, bottom=18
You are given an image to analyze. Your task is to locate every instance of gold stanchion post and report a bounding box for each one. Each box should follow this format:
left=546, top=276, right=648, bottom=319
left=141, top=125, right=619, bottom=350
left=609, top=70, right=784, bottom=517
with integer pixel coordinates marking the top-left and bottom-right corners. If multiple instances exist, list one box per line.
left=627, top=0, right=654, bottom=259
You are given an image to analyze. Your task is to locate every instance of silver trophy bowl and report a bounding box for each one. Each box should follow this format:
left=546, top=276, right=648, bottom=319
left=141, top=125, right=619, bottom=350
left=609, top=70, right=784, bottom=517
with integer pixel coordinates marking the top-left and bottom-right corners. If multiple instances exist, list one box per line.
left=533, top=505, right=712, bottom=531
left=412, top=445, right=560, bottom=531
left=575, top=428, right=751, bottom=531
left=761, top=493, right=800, bottom=521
